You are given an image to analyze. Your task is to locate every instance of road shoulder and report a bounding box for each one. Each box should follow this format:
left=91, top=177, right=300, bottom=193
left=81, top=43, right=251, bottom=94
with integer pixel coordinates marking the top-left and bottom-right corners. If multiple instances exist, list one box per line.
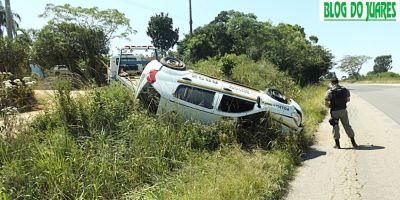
left=286, top=92, right=400, bottom=200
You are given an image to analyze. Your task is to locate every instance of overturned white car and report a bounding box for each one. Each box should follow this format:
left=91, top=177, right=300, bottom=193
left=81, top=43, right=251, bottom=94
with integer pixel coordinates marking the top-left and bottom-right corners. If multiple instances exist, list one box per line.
left=135, top=57, right=304, bottom=133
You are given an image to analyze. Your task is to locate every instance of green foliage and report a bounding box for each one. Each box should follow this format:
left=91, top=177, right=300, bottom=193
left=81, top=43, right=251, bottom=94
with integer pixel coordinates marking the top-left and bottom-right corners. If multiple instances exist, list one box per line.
left=320, top=71, right=337, bottom=81
left=178, top=10, right=259, bottom=62
left=191, top=54, right=300, bottom=99
left=33, top=3, right=134, bottom=84
left=309, top=35, right=319, bottom=44
left=32, top=22, right=109, bottom=84
left=14, top=28, right=35, bottom=46
left=263, top=23, right=334, bottom=85
left=373, top=55, right=392, bottom=73
left=178, top=10, right=334, bottom=85
left=337, top=55, right=371, bottom=80
left=220, top=56, right=236, bottom=76
left=0, top=37, right=29, bottom=75
left=39, top=3, right=134, bottom=41
left=147, top=12, right=179, bottom=56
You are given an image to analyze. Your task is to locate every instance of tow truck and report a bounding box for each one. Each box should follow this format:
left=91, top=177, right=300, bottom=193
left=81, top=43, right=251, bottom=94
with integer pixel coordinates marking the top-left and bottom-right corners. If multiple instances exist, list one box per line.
left=107, top=45, right=160, bottom=91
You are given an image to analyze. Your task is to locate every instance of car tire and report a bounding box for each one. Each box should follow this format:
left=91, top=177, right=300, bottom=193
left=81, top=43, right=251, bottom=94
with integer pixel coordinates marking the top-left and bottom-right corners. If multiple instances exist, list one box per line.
left=160, top=57, right=186, bottom=70
left=266, top=88, right=288, bottom=104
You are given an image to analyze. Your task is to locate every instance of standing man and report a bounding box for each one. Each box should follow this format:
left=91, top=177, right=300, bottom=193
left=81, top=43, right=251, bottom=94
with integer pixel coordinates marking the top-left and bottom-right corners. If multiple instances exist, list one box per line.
left=325, top=78, right=357, bottom=149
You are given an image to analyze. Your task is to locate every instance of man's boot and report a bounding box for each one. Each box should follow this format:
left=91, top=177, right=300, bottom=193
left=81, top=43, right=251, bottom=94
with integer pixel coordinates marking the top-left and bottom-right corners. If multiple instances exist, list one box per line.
left=334, top=139, right=341, bottom=149
left=350, top=137, right=358, bottom=148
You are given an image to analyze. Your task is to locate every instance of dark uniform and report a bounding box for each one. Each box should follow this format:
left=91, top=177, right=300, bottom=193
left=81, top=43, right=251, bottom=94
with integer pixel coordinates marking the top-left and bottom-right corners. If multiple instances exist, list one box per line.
left=325, top=82, right=357, bottom=148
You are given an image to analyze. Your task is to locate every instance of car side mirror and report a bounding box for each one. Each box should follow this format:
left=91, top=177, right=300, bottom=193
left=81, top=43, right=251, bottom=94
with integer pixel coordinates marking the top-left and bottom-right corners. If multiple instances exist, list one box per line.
left=256, top=96, right=261, bottom=108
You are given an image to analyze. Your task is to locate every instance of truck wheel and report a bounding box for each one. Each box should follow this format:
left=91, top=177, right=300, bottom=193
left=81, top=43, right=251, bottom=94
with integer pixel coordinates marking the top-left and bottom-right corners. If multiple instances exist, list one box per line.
left=160, top=57, right=186, bottom=70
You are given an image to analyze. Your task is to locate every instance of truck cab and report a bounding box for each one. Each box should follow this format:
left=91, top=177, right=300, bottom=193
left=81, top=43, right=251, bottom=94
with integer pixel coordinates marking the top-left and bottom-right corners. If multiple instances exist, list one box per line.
left=108, top=45, right=159, bottom=82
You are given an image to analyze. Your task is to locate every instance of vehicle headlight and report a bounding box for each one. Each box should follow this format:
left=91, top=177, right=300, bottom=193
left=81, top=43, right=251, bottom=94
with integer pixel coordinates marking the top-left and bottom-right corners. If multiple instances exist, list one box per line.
left=291, top=112, right=302, bottom=126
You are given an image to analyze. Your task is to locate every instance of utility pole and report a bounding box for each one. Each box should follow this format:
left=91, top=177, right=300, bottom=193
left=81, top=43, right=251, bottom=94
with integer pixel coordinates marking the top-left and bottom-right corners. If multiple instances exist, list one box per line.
left=5, top=0, right=13, bottom=39
left=189, top=0, right=193, bottom=36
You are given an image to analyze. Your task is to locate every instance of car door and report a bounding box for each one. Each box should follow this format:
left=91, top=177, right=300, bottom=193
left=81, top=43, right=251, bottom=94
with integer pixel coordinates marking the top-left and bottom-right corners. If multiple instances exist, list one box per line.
left=169, top=84, right=221, bottom=124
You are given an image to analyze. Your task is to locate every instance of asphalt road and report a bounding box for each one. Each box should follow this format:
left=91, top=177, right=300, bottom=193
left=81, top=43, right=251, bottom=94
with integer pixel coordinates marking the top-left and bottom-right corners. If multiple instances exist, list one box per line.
left=345, top=84, right=400, bottom=125
left=286, top=84, right=400, bottom=200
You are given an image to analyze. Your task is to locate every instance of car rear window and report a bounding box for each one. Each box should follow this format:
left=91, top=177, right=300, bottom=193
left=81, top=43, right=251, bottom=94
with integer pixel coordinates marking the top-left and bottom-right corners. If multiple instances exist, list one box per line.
left=218, top=95, right=255, bottom=113
left=174, top=85, right=215, bottom=109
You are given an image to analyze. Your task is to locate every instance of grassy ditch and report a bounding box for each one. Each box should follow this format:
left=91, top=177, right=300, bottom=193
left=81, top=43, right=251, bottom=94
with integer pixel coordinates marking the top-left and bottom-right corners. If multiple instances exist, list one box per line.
left=0, top=60, right=327, bottom=199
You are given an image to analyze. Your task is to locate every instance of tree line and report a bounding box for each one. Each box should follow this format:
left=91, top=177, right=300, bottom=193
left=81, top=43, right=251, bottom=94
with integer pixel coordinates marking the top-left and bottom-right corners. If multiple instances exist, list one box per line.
left=337, top=55, right=393, bottom=80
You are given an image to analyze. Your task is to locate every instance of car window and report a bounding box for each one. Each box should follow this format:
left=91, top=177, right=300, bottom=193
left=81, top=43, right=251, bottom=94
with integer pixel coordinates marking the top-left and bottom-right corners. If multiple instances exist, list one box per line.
left=218, top=95, right=255, bottom=113
left=174, top=85, right=215, bottom=109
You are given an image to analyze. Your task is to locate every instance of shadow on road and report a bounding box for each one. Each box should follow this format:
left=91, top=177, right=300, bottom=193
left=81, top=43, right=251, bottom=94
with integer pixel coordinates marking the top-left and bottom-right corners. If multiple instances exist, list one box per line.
left=342, top=144, right=385, bottom=151
left=301, top=148, right=326, bottom=161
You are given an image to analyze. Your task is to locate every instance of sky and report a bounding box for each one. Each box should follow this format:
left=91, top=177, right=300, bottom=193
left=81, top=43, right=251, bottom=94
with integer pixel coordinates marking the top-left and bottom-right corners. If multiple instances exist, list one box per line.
left=10, top=0, right=400, bottom=77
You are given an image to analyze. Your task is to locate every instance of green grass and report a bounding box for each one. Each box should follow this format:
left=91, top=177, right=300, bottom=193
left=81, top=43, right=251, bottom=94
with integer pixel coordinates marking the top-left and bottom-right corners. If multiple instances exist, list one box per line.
left=127, top=147, right=295, bottom=200
left=297, top=84, right=328, bottom=147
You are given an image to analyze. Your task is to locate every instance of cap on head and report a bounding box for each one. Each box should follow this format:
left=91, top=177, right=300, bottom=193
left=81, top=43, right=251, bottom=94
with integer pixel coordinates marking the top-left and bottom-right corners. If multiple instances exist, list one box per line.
left=331, top=77, right=339, bottom=84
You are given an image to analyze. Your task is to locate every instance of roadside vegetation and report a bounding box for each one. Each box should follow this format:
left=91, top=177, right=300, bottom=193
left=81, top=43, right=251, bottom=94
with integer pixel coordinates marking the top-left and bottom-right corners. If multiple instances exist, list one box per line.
left=0, top=72, right=327, bottom=200
left=343, top=71, right=400, bottom=83
left=338, top=54, right=399, bottom=84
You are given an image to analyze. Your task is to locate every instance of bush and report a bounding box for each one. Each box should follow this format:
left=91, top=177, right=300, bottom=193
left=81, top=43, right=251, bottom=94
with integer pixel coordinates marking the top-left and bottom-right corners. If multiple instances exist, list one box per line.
left=0, top=72, right=36, bottom=111
left=0, top=38, right=30, bottom=76
left=220, top=56, right=236, bottom=76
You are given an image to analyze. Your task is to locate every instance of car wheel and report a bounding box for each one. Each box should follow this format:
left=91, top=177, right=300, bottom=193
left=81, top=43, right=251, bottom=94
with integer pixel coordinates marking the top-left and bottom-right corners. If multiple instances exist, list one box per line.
left=160, top=57, right=186, bottom=70
left=266, top=88, right=288, bottom=104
